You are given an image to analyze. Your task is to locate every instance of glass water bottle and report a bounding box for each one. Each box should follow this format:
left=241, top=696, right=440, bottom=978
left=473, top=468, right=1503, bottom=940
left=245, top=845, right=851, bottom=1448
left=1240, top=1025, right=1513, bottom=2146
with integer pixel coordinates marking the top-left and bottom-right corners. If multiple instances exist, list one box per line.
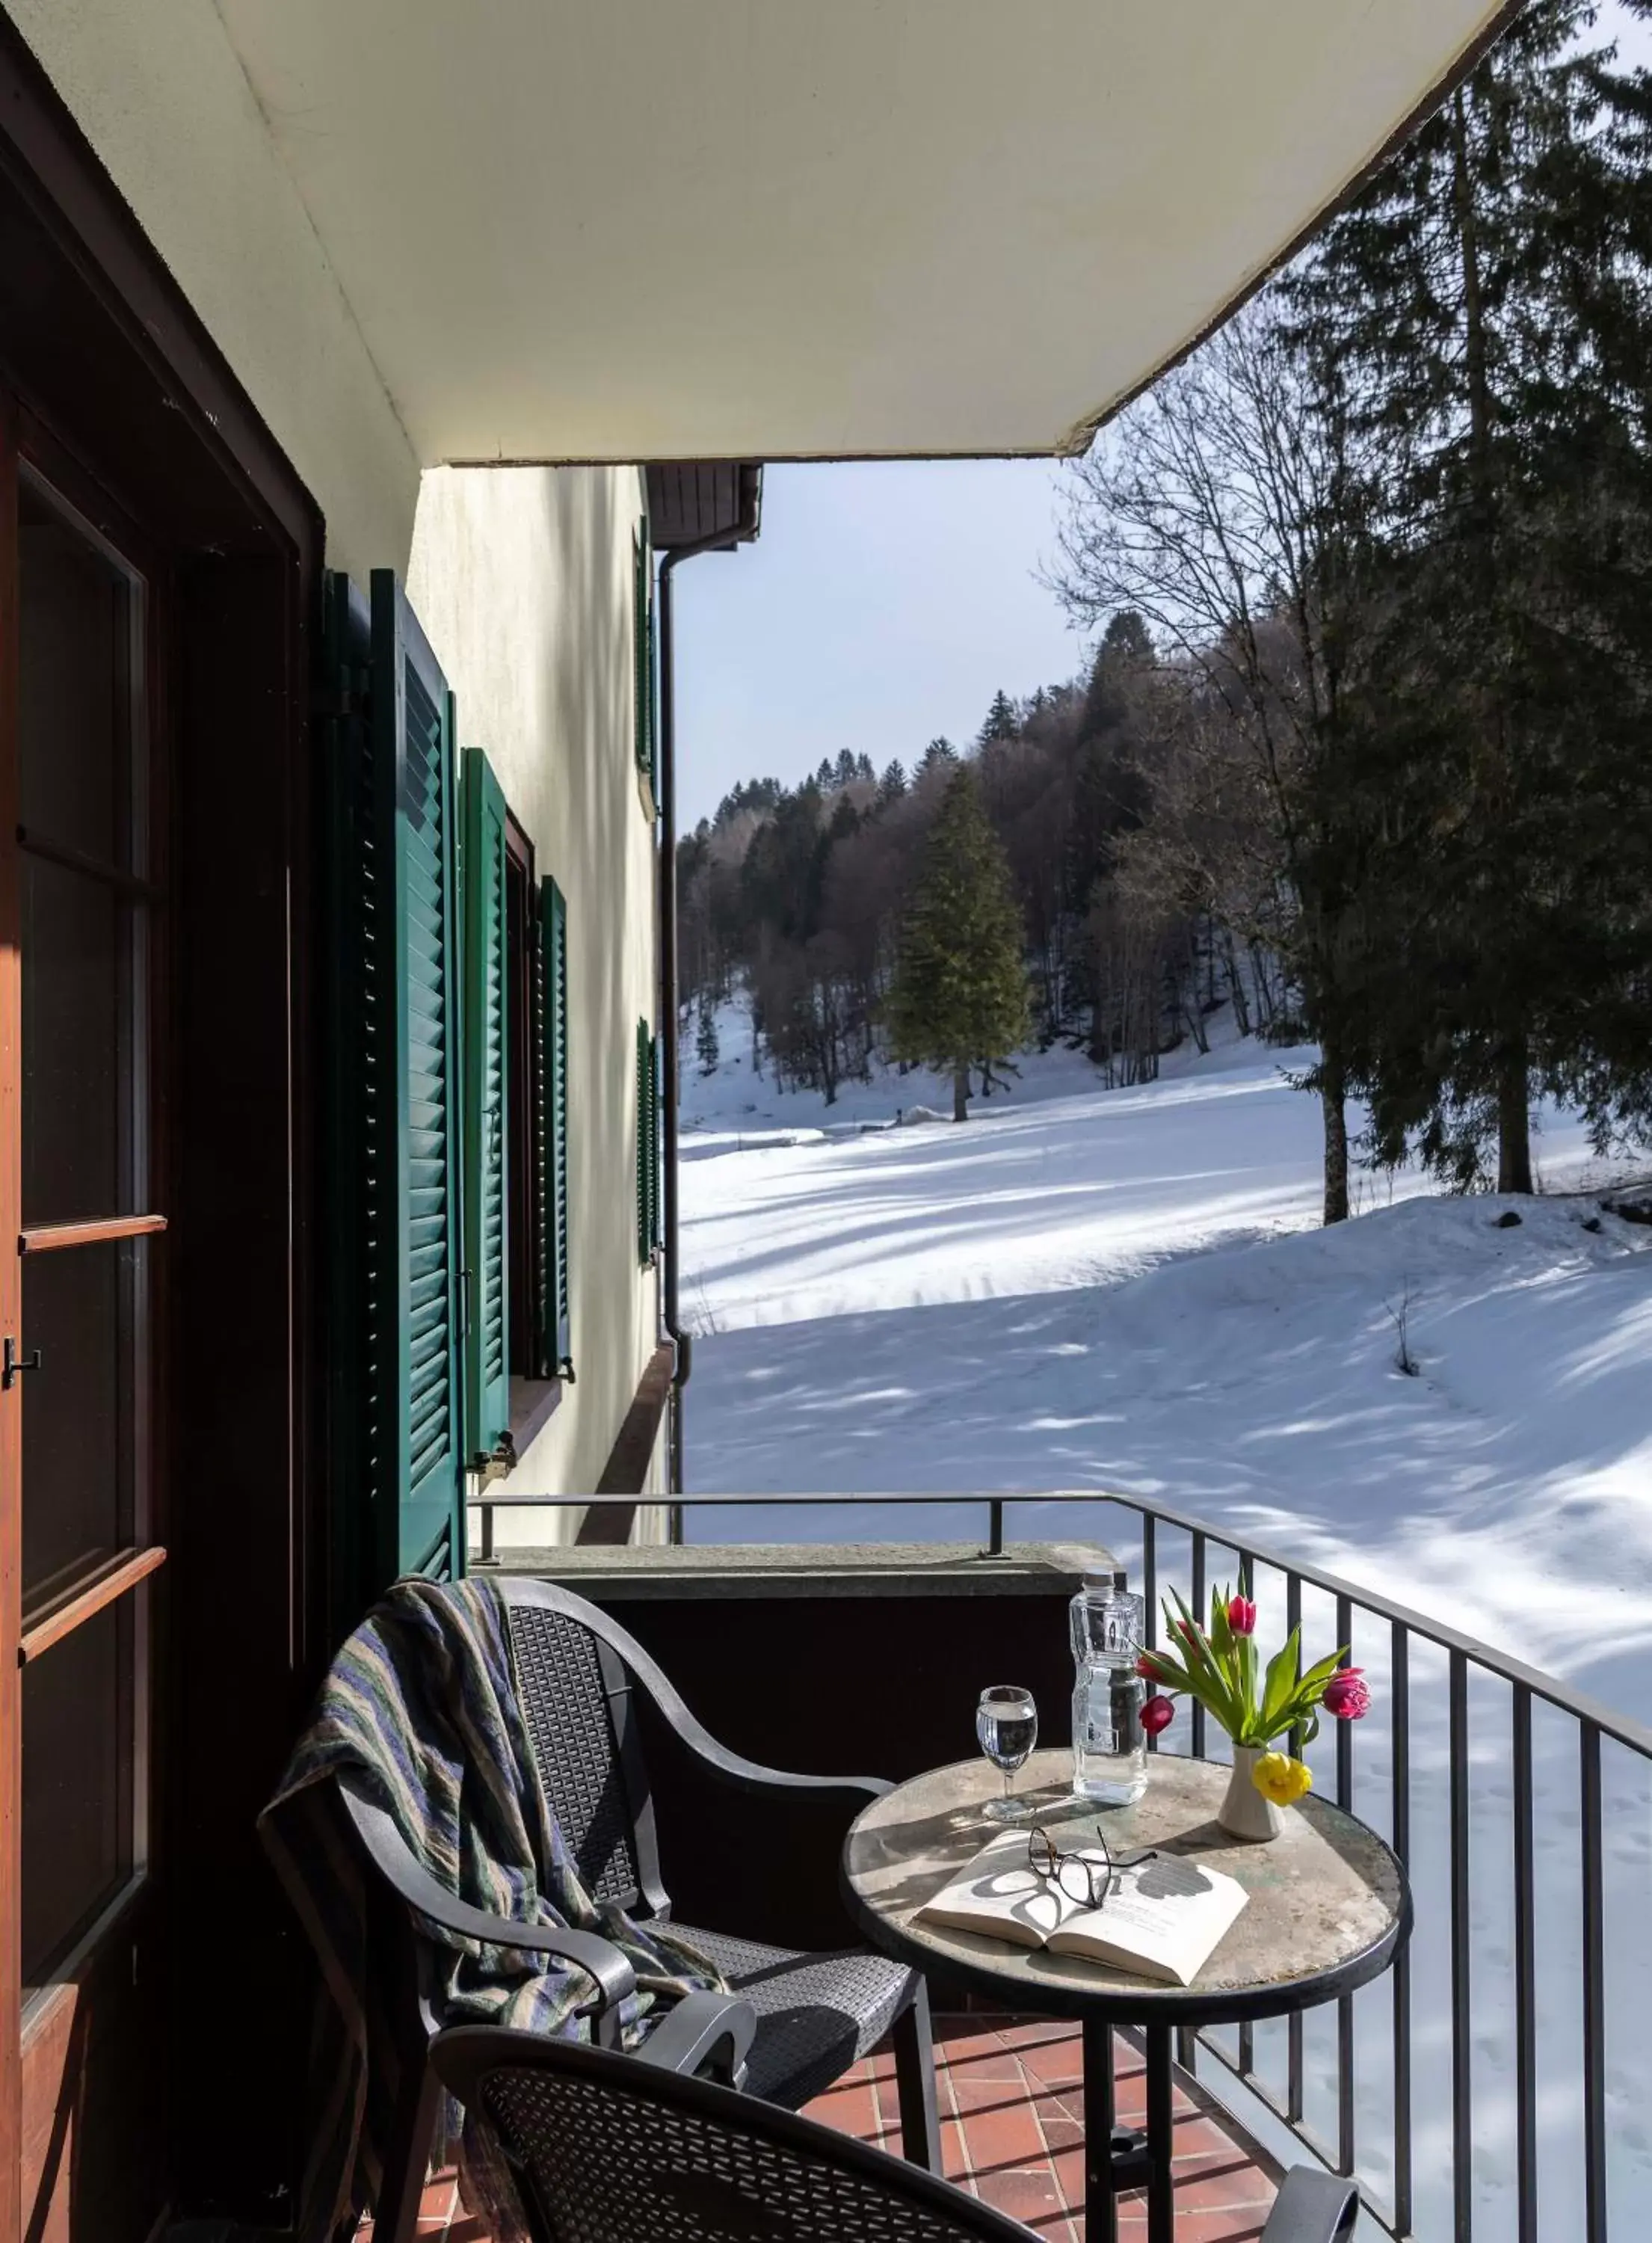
left=1070, top=1568, right=1147, bottom=1804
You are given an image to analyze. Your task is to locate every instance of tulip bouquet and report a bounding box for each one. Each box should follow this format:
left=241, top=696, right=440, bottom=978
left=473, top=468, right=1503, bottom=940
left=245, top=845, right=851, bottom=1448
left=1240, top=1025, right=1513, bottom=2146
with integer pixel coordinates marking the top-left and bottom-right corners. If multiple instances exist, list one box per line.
left=1135, top=1584, right=1370, bottom=1830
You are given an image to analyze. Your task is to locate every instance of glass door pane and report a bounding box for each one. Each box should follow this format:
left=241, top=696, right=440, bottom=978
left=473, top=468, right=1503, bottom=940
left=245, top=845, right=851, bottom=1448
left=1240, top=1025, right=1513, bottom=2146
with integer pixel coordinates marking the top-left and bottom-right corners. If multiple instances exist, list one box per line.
left=15, top=467, right=155, bottom=1992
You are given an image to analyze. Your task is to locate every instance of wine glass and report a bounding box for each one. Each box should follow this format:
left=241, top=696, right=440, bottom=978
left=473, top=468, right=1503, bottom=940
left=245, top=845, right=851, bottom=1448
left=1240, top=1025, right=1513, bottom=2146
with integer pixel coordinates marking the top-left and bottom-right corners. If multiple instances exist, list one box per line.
left=976, top=1685, right=1038, bottom=1822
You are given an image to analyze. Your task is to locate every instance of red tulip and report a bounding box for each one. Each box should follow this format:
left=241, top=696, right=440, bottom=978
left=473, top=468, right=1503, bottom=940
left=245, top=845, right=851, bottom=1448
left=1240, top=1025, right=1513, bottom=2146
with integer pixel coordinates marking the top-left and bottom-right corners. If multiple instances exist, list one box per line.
left=1174, top=1616, right=1200, bottom=1647
left=1141, top=1695, right=1176, bottom=1737
left=1136, top=1652, right=1174, bottom=1683
left=1227, top=1594, right=1257, bottom=1637
left=1323, top=1668, right=1371, bottom=1720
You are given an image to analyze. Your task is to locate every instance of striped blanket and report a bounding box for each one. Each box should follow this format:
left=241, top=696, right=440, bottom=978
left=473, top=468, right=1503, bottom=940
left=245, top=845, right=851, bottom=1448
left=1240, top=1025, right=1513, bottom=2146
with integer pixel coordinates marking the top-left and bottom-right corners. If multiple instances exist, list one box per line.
left=259, top=1575, right=725, bottom=2241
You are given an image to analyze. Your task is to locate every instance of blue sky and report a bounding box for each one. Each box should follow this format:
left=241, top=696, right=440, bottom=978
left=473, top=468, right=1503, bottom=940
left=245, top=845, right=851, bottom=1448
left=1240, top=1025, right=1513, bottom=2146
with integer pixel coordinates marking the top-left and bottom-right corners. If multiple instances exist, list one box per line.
left=673, top=458, right=1085, bottom=828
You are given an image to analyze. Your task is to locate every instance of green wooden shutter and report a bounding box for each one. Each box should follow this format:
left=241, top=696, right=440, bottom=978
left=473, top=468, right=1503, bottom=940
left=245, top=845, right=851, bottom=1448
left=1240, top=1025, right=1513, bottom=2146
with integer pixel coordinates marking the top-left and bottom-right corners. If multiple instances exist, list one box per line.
left=540, top=876, right=573, bottom=1373
left=321, top=570, right=466, bottom=1613
left=650, top=1030, right=664, bottom=1255
left=633, top=531, right=656, bottom=798
left=461, top=747, right=511, bottom=1460
left=635, top=1018, right=652, bottom=1265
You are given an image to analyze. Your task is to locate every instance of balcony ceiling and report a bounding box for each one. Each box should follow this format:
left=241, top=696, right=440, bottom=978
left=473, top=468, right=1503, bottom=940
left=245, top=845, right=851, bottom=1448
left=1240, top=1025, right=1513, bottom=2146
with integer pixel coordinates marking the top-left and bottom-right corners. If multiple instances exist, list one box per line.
left=217, top=0, right=1510, bottom=466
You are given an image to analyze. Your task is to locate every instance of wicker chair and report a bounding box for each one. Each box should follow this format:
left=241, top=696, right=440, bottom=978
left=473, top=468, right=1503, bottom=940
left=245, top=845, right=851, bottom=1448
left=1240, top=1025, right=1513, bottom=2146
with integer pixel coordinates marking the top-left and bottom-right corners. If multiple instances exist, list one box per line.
left=336, top=1576, right=937, bottom=2243
left=431, top=2022, right=1362, bottom=2243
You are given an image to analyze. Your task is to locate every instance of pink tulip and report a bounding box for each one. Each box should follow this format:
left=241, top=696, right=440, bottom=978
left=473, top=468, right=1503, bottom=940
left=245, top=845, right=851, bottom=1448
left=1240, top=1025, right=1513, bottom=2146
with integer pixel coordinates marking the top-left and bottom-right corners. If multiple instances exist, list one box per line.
left=1227, top=1594, right=1257, bottom=1637
left=1141, top=1695, right=1176, bottom=1736
left=1323, top=1668, right=1371, bottom=1720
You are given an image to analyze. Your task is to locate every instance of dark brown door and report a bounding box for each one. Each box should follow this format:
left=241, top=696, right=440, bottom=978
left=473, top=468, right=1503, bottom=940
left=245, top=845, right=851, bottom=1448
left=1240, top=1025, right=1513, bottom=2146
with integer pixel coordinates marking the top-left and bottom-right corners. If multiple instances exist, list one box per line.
left=1, top=410, right=168, bottom=2242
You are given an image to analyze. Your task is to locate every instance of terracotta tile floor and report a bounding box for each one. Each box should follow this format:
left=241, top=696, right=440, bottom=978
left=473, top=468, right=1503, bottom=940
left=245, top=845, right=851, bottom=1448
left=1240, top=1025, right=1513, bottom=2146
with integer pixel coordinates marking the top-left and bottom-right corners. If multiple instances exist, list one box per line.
left=384, top=2015, right=1279, bottom=2242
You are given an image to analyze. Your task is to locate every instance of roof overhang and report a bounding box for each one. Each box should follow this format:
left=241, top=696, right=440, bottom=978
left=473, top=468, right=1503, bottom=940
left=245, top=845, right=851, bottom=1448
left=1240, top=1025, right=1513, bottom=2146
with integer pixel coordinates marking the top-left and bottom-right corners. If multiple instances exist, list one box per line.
left=646, top=464, right=764, bottom=554
left=217, top=0, right=1514, bottom=466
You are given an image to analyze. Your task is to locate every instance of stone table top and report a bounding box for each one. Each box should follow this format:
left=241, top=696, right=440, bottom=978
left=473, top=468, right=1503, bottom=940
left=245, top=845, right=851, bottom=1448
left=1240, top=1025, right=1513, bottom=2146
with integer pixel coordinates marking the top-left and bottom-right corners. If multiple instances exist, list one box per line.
left=842, top=1750, right=1409, bottom=2028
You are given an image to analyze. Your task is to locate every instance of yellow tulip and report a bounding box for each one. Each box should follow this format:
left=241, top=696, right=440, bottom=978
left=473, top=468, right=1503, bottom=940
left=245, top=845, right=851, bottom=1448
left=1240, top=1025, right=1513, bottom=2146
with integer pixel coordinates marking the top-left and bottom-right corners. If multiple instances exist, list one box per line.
left=1252, top=1751, right=1313, bottom=1806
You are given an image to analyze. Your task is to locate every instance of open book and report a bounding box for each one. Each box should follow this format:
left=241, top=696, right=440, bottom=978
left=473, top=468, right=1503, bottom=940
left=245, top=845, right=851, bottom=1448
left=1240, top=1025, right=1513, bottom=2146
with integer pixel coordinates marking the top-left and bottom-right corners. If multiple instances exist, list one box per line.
left=916, top=1830, right=1247, bottom=1987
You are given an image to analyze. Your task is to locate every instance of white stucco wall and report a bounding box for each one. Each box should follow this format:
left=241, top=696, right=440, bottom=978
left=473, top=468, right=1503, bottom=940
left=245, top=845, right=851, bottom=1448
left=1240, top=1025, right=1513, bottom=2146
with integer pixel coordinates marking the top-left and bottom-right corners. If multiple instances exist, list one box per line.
left=410, top=466, right=665, bottom=1540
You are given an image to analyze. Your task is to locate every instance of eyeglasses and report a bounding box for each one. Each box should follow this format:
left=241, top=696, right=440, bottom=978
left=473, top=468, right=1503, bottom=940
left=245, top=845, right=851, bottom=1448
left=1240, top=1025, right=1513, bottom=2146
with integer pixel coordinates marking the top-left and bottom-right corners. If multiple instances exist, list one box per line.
left=1026, top=1825, right=1160, bottom=1910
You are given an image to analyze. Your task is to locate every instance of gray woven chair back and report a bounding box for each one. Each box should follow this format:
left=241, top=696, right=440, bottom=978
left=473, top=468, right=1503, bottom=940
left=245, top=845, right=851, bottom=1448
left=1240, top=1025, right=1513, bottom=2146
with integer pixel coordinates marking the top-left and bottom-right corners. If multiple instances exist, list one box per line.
left=505, top=1597, right=642, bottom=1907
left=434, top=2026, right=1030, bottom=2243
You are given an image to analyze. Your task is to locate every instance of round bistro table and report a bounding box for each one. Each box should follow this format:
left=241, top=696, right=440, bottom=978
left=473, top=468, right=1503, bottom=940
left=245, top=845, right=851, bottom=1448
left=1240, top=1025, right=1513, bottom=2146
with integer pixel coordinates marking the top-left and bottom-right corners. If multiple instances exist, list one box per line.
left=842, top=1750, right=1409, bottom=2243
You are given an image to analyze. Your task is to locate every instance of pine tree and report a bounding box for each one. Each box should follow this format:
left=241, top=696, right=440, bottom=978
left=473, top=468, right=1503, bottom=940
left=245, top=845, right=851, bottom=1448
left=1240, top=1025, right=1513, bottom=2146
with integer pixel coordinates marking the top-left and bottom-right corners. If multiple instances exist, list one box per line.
left=696, top=996, right=720, bottom=1077
left=917, top=736, right=958, bottom=778
left=978, top=689, right=1018, bottom=746
left=1285, top=1, right=1652, bottom=1190
left=834, top=748, right=858, bottom=788
left=887, top=766, right=1030, bottom=1121
left=856, top=751, right=876, bottom=781
left=878, top=758, right=908, bottom=805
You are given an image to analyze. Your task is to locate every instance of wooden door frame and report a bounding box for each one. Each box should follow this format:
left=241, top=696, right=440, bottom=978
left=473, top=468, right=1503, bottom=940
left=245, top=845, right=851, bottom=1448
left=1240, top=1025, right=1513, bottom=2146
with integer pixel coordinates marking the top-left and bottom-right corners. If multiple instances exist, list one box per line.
left=0, top=13, right=327, bottom=2227
left=0, top=389, right=20, bottom=2243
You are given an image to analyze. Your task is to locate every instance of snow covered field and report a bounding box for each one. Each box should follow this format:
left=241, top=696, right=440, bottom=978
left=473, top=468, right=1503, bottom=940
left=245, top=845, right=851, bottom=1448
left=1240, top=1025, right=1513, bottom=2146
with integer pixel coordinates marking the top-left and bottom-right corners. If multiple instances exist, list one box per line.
left=680, top=1010, right=1652, bottom=2237
left=681, top=1012, right=1652, bottom=1714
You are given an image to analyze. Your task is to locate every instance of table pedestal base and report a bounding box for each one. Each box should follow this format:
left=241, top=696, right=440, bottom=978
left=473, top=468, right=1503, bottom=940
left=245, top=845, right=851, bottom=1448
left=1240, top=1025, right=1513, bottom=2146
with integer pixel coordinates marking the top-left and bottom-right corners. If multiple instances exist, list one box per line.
left=1080, top=2019, right=1176, bottom=2243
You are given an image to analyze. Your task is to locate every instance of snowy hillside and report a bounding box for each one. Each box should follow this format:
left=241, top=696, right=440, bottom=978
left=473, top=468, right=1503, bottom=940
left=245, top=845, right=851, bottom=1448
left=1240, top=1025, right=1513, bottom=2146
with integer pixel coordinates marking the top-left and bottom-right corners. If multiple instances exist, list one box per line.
left=679, top=1003, right=1652, bottom=1713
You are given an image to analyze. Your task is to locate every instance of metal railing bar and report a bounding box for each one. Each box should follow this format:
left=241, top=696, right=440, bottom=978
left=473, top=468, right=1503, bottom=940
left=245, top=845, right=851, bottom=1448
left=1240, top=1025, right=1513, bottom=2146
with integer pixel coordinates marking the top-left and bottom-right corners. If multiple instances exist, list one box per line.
left=1286, top=1569, right=1304, bottom=2126
left=1142, top=1510, right=1159, bottom=1755
left=1335, top=1593, right=1355, bottom=2177
left=1390, top=1622, right=1413, bottom=2239
left=1190, top=1530, right=1207, bottom=1760
left=1511, top=1684, right=1536, bottom=2243
left=1235, top=1539, right=1257, bottom=2085
left=1581, top=1720, right=1606, bottom=2243
left=1449, top=1648, right=1473, bottom=2241
left=463, top=1487, right=1652, bottom=1759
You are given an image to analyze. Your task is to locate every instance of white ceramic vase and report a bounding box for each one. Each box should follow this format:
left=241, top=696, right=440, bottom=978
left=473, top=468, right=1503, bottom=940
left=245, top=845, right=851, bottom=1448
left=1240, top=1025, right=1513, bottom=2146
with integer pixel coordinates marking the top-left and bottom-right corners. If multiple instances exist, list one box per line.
left=1218, top=1744, right=1283, bottom=1842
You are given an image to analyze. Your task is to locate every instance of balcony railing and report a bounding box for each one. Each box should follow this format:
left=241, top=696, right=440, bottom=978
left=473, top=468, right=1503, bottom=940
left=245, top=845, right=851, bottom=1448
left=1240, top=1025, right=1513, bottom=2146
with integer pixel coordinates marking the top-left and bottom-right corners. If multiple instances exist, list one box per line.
left=470, top=1486, right=1652, bottom=2242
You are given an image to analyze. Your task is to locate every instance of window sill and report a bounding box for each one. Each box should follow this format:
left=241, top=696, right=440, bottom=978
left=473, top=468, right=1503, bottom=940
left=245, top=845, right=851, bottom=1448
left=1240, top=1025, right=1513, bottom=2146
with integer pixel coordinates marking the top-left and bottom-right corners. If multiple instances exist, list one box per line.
left=508, top=1376, right=564, bottom=1459
left=635, top=762, right=659, bottom=822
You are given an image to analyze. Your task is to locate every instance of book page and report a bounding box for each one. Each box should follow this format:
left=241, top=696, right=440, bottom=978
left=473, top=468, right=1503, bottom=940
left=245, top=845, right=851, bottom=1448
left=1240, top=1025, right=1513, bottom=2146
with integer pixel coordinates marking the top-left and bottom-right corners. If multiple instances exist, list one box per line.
left=1049, top=1851, right=1248, bottom=1987
left=916, top=1830, right=1091, bottom=1948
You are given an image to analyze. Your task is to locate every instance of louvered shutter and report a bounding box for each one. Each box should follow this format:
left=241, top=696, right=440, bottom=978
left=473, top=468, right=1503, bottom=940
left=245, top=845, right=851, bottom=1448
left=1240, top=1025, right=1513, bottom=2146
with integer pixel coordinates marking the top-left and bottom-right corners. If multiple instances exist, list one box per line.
left=650, top=1029, right=664, bottom=1255
left=635, top=1018, right=652, bottom=1265
left=321, top=570, right=466, bottom=1612
left=633, top=531, right=656, bottom=799
left=539, top=876, right=573, bottom=1373
left=461, top=748, right=511, bottom=1460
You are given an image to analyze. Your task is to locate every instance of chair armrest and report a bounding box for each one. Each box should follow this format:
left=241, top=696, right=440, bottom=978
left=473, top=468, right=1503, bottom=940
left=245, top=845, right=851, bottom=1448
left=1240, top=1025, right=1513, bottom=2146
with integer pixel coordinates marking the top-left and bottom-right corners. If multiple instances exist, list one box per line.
left=335, top=1773, right=637, bottom=2013
left=632, top=1993, right=757, bottom=2087
left=671, top=1735, right=893, bottom=1812
left=1260, top=2168, right=1359, bottom=2243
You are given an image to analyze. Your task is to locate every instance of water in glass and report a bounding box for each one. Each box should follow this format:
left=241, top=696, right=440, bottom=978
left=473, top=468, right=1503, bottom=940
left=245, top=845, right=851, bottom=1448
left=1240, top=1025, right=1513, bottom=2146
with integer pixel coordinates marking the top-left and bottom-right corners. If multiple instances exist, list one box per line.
left=976, top=1685, right=1038, bottom=1821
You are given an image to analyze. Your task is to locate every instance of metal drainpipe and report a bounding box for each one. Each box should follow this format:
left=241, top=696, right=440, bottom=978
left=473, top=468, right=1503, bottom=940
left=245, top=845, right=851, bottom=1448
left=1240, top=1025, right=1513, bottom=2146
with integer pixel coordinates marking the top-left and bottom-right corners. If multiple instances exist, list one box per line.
left=657, top=486, right=760, bottom=1524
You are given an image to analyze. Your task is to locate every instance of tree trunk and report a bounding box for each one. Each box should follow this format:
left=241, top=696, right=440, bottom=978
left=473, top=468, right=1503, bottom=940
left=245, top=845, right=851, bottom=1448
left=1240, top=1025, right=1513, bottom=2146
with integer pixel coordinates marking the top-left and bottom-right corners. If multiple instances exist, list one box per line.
left=952, top=1063, right=970, bottom=1123
left=1497, top=1034, right=1533, bottom=1193
left=1321, top=1046, right=1350, bottom=1225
